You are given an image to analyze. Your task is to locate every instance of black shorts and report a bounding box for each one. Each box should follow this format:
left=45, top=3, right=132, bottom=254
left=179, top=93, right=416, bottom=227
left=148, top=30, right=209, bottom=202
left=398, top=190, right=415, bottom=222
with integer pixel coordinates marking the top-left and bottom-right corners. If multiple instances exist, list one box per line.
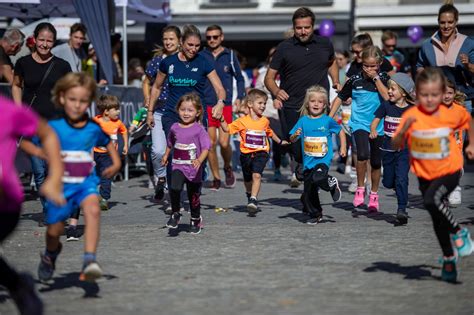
left=240, top=151, right=270, bottom=182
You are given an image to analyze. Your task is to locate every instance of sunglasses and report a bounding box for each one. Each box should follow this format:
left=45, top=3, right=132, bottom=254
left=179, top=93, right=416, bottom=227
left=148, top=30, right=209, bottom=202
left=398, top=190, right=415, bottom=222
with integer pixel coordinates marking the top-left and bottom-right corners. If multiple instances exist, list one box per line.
left=206, top=35, right=220, bottom=40
left=384, top=44, right=396, bottom=48
left=350, top=49, right=363, bottom=55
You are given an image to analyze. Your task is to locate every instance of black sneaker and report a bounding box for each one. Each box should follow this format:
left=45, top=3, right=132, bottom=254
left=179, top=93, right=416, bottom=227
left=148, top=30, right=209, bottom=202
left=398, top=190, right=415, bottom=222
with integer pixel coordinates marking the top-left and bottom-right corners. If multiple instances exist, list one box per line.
left=246, top=192, right=251, bottom=204
left=154, top=177, right=166, bottom=201
left=247, top=197, right=258, bottom=217
left=10, top=273, right=43, bottom=315
left=189, top=216, right=203, bottom=234
left=306, top=214, right=323, bottom=225
left=66, top=226, right=80, bottom=242
left=166, top=212, right=182, bottom=229
left=396, top=209, right=408, bottom=225
left=38, top=243, right=62, bottom=283
left=329, top=177, right=341, bottom=202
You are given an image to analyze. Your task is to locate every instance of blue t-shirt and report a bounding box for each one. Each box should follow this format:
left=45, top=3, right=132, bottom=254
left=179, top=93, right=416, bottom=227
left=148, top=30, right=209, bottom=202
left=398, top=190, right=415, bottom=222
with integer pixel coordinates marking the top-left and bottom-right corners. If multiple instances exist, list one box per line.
left=289, top=115, right=341, bottom=170
left=158, top=54, right=214, bottom=115
left=145, top=55, right=171, bottom=113
left=338, top=72, right=389, bottom=135
left=49, top=118, right=110, bottom=184
left=374, top=101, right=412, bottom=151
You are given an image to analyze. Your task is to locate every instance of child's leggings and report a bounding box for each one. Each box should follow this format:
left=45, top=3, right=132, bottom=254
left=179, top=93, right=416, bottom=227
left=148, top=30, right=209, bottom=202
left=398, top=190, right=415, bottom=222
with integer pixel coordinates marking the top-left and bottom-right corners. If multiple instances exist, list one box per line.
left=169, top=169, right=202, bottom=219
left=418, top=171, right=462, bottom=257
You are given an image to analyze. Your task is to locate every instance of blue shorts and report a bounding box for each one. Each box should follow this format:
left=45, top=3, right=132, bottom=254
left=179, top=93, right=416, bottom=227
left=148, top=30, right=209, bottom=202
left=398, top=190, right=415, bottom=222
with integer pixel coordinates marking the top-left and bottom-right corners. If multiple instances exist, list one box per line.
left=45, top=176, right=99, bottom=225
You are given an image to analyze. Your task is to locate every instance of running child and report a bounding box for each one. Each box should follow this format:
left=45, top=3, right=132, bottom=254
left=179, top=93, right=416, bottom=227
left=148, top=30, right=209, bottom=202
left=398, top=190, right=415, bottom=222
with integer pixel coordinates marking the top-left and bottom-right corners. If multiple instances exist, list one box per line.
left=289, top=86, right=346, bottom=225
left=36, top=73, right=121, bottom=283
left=93, top=94, right=128, bottom=211
left=370, top=73, right=415, bottom=224
left=329, top=46, right=389, bottom=213
left=442, top=79, right=468, bottom=207
left=393, top=67, right=474, bottom=283
left=0, top=95, right=64, bottom=314
left=220, top=88, right=289, bottom=216
left=162, top=93, right=210, bottom=234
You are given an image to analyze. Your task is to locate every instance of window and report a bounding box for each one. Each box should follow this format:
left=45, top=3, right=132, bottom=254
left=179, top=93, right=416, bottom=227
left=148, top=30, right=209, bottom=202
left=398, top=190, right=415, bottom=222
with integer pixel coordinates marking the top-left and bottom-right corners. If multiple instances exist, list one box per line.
left=200, top=0, right=258, bottom=9
left=274, top=0, right=334, bottom=7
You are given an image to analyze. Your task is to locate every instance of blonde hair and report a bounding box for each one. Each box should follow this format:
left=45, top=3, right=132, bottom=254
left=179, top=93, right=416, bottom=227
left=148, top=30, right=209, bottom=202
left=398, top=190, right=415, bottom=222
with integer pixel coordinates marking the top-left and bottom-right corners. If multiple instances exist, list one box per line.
left=242, top=88, right=268, bottom=108
left=361, top=45, right=384, bottom=64
left=446, top=79, right=466, bottom=105
left=52, top=72, right=97, bottom=107
left=97, top=94, right=120, bottom=113
left=176, top=93, right=204, bottom=123
left=388, top=79, right=415, bottom=105
left=298, top=85, right=328, bottom=116
left=415, top=67, right=446, bottom=94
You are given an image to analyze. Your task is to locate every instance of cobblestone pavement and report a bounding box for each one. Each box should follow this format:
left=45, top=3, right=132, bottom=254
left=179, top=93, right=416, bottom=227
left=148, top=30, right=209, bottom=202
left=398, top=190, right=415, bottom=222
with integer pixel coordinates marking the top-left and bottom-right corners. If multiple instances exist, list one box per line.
left=1, top=165, right=474, bottom=315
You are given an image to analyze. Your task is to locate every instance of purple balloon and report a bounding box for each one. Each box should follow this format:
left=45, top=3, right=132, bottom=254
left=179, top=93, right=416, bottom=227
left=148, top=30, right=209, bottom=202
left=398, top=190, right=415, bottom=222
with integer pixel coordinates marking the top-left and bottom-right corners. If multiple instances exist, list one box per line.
left=319, top=19, right=335, bottom=37
left=407, top=25, right=423, bottom=43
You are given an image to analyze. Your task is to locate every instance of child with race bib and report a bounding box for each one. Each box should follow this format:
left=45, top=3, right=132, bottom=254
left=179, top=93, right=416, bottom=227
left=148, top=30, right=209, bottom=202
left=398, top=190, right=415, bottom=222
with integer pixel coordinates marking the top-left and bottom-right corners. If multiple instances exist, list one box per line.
left=35, top=73, right=121, bottom=283
left=393, top=68, right=474, bottom=283
left=220, top=88, right=288, bottom=216
left=289, top=86, right=346, bottom=225
left=329, top=46, right=389, bottom=213
left=370, top=73, right=415, bottom=225
left=443, top=79, right=469, bottom=207
left=162, top=93, right=210, bottom=234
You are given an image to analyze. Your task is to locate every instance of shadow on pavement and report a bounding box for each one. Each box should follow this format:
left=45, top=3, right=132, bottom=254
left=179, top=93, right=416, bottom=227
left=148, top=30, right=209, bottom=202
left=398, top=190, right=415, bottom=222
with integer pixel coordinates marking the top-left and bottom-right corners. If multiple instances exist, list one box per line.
left=38, top=272, right=118, bottom=298
left=278, top=212, right=336, bottom=224
left=332, top=202, right=401, bottom=226
left=167, top=223, right=189, bottom=237
left=363, top=262, right=448, bottom=282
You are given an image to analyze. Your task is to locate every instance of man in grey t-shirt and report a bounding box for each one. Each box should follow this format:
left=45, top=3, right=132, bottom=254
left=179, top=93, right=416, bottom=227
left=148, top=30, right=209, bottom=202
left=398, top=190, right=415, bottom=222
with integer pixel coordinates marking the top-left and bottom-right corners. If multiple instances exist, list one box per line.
left=52, top=23, right=87, bottom=72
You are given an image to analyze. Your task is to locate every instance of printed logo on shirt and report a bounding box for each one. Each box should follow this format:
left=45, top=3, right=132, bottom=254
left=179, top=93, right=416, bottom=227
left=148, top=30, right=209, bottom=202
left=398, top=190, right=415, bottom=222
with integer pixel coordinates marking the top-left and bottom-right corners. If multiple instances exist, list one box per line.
left=191, top=67, right=198, bottom=72
left=223, top=65, right=230, bottom=73
left=169, top=76, right=197, bottom=86
left=411, top=128, right=451, bottom=160
left=384, top=116, right=401, bottom=137
left=172, top=143, right=197, bottom=164
left=244, top=130, right=267, bottom=149
left=169, top=64, right=174, bottom=74
left=304, top=136, right=328, bottom=157
left=61, top=150, right=94, bottom=183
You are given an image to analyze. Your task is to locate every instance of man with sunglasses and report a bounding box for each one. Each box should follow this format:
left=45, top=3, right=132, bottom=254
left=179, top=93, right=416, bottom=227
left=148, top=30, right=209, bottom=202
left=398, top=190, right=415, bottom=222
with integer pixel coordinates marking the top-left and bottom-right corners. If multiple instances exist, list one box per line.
left=381, top=30, right=411, bottom=74
left=201, top=24, right=246, bottom=191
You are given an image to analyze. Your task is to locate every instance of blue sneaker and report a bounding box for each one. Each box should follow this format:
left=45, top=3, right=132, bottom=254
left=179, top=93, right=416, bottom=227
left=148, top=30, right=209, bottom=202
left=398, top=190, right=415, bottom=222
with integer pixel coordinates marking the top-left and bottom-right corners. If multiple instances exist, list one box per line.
left=38, top=243, right=62, bottom=283
left=441, top=256, right=457, bottom=283
left=452, top=228, right=473, bottom=257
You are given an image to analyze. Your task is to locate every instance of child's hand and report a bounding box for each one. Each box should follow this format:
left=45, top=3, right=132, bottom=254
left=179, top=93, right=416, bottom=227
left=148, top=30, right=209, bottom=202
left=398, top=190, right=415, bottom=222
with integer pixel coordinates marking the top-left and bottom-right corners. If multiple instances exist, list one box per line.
left=280, top=140, right=290, bottom=146
left=102, top=164, right=121, bottom=179
left=122, top=147, right=128, bottom=156
left=401, top=116, right=416, bottom=133
left=465, top=144, right=474, bottom=160
left=294, top=128, right=302, bottom=136
left=340, top=146, right=347, bottom=158
left=40, top=177, right=66, bottom=206
left=192, top=159, right=202, bottom=169
left=128, top=125, right=137, bottom=133
left=161, top=155, right=168, bottom=166
left=369, top=129, right=378, bottom=139
left=273, top=99, right=283, bottom=110
left=363, top=65, right=378, bottom=79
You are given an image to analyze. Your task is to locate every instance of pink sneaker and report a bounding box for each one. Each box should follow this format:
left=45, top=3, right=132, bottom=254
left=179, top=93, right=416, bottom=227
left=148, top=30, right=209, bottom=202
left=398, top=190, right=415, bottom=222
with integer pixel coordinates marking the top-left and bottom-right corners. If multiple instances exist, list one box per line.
left=368, top=192, right=379, bottom=213
left=353, top=187, right=365, bottom=208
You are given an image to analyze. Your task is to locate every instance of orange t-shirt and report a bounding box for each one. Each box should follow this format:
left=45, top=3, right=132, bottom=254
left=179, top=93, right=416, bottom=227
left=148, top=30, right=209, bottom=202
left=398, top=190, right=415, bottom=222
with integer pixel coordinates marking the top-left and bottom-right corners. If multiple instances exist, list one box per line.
left=228, top=115, right=273, bottom=154
left=93, top=115, right=127, bottom=153
left=394, top=104, right=470, bottom=180
left=443, top=102, right=468, bottom=152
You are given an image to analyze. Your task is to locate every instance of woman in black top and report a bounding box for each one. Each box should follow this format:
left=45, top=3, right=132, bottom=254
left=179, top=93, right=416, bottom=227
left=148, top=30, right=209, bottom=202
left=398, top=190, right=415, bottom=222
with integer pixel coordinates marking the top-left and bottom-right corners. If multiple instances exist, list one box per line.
left=11, top=22, right=71, bottom=225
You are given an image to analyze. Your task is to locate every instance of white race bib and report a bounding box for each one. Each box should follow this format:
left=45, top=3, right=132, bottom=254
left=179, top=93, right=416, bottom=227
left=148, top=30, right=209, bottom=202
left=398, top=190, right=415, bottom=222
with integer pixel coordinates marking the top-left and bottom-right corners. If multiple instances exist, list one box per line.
left=384, top=116, right=401, bottom=137
left=411, top=128, right=451, bottom=160
left=244, top=130, right=267, bottom=149
left=303, top=136, right=328, bottom=157
left=62, top=150, right=94, bottom=183
left=172, top=143, right=197, bottom=165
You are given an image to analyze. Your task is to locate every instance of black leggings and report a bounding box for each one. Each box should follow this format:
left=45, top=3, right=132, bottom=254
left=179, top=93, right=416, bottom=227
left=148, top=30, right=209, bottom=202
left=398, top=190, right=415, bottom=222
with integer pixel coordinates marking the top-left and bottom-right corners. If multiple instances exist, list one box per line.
left=169, top=170, right=202, bottom=219
left=0, top=212, right=21, bottom=291
left=302, top=164, right=333, bottom=217
left=418, top=171, right=461, bottom=257
left=353, top=130, right=383, bottom=169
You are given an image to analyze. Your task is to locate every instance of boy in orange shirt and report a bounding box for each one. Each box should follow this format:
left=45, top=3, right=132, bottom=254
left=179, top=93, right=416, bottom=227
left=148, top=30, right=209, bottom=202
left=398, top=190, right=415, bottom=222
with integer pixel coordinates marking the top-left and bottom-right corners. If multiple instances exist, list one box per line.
left=93, top=95, right=128, bottom=210
left=393, top=68, right=474, bottom=283
left=220, top=89, right=288, bottom=216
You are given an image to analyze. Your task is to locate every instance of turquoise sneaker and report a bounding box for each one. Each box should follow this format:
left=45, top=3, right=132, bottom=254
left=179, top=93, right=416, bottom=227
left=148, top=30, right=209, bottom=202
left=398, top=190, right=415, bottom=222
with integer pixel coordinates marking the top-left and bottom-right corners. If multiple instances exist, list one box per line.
left=441, top=256, right=457, bottom=283
left=452, top=228, right=473, bottom=257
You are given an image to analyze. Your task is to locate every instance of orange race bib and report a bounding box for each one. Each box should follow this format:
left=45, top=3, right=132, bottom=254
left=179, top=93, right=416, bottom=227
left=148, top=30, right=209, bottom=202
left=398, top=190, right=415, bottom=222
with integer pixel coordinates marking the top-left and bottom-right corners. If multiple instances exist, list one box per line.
left=411, top=128, right=451, bottom=160
left=304, top=136, right=328, bottom=157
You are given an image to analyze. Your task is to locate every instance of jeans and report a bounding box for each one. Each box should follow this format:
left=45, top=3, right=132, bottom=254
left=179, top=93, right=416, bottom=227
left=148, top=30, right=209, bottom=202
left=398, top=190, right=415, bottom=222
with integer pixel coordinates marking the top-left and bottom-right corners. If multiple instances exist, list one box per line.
left=30, top=136, right=48, bottom=212
left=382, top=149, right=410, bottom=211
left=94, top=152, right=112, bottom=200
left=162, top=111, right=180, bottom=185
left=151, top=112, right=167, bottom=179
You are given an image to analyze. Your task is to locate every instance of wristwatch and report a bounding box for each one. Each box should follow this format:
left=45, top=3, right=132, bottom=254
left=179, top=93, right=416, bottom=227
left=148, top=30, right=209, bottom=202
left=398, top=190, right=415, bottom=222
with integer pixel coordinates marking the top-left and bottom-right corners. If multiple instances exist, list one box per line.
left=217, top=99, right=225, bottom=104
left=372, top=75, right=380, bottom=82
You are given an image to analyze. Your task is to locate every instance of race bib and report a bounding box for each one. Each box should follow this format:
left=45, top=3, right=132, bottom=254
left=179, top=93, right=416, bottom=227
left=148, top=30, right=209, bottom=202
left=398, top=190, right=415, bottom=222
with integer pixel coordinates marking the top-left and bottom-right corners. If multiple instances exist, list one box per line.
left=384, top=116, right=401, bottom=137
left=304, top=136, right=328, bottom=157
left=411, top=128, right=451, bottom=160
left=172, top=143, right=197, bottom=165
left=244, top=130, right=267, bottom=149
left=62, top=150, right=94, bottom=183
left=341, top=107, right=351, bottom=125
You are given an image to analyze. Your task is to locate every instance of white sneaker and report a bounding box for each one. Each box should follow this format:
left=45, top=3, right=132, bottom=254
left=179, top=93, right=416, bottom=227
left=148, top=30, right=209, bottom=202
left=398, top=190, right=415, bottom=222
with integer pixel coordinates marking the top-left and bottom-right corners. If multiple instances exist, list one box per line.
left=348, top=177, right=358, bottom=193
left=148, top=179, right=155, bottom=189
left=289, top=173, right=301, bottom=188
left=448, top=186, right=462, bottom=206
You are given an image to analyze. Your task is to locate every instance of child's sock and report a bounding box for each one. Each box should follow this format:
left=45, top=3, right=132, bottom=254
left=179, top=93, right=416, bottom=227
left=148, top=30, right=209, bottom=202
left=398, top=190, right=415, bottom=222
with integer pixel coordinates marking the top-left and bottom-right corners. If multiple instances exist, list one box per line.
left=83, top=252, right=96, bottom=264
